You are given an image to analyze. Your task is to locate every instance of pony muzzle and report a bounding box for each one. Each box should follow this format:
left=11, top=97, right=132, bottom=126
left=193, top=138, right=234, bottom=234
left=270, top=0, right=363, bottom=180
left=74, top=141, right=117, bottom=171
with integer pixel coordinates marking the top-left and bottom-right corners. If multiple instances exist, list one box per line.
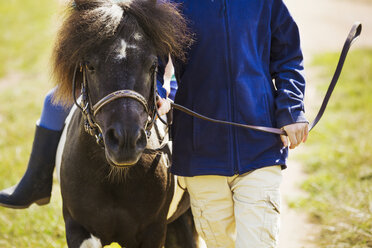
left=103, top=126, right=147, bottom=167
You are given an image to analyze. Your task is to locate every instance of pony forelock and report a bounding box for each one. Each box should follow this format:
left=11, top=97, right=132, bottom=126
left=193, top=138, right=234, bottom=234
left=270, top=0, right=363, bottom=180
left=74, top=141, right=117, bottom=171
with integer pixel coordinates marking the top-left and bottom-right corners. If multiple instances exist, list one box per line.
left=51, top=0, right=193, bottom=106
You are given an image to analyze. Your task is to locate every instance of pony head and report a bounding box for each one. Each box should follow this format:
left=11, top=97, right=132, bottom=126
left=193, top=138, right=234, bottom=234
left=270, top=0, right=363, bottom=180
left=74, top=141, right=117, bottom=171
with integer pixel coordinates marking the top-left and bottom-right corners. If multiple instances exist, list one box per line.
left=52, top=0, right=192, bottom=166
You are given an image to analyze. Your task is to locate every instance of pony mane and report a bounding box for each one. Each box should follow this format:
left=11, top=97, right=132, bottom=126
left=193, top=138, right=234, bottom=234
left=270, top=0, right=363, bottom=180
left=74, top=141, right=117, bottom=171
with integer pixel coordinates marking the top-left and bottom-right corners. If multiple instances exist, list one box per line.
left=51, top=0, right=193, bottom=105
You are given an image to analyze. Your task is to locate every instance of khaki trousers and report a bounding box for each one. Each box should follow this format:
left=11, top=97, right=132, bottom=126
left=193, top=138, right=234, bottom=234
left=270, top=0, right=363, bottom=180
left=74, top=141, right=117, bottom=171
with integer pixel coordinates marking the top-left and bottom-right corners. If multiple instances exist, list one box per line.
left=181, top=165, right=282, bottom=248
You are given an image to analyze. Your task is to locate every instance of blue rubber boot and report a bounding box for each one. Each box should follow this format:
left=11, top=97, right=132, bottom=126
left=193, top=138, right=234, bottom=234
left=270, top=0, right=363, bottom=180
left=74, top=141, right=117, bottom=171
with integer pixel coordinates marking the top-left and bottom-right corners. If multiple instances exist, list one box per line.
left=0, top=126, right=62, bottom=209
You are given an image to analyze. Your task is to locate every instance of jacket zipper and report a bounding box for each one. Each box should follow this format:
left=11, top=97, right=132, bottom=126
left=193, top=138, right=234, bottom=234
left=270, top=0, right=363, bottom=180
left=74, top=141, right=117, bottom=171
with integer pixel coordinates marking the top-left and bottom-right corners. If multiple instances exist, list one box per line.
left=222, top=0, right=239, bottom=174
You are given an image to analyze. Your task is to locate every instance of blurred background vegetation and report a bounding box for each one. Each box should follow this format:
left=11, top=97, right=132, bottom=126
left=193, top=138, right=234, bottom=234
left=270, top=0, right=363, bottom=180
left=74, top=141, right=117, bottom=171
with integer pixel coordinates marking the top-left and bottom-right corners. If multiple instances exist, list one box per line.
left=0, top=0, right=371, bottom=247
left=294, top=50, right=372, bottom=247
left=0, top=0, right=67, bottom=247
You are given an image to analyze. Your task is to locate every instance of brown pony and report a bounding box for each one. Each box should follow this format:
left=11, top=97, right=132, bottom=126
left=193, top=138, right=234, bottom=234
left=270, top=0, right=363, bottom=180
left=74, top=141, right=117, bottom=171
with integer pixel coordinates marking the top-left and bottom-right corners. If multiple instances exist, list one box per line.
left=52, top=0, right=197, bottom=247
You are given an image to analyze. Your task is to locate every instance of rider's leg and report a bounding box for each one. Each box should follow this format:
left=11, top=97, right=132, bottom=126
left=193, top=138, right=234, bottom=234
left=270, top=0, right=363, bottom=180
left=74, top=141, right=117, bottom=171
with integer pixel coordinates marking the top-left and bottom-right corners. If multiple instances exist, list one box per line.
left=0, top=87, right=71, bottom=209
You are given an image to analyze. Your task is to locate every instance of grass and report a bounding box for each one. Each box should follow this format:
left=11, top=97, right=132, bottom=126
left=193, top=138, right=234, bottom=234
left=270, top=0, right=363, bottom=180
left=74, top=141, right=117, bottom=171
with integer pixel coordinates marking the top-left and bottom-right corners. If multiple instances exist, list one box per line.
left=294, top=49, right=372, bottom=247
left=0, top=0, right=61, bottom=77
left=0, top=0, right=67, bottom=247
left=1, top=0, right=372, bottom=247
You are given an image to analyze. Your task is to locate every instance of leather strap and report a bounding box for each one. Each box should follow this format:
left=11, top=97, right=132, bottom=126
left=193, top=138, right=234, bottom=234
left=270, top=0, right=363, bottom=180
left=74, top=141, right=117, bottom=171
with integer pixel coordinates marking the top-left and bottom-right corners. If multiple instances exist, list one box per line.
left=172, top=102, right=286, bottom=135
left=171, top=22, right=362, bottom=136
left=308, top=22, right=362, bottom=131
left=92, top=90, right=149, bottom=117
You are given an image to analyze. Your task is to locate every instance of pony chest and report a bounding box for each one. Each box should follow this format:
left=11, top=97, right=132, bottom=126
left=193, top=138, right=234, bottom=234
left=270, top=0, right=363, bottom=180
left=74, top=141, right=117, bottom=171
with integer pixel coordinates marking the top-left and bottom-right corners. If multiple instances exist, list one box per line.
left=66, top=185, right=168, bottom=238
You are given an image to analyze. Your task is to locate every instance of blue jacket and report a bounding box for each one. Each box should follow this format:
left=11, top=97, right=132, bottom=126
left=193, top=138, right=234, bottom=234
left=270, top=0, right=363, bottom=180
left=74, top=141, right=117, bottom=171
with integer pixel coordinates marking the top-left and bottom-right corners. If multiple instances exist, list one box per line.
left=159, top=0, right=307, bottom=177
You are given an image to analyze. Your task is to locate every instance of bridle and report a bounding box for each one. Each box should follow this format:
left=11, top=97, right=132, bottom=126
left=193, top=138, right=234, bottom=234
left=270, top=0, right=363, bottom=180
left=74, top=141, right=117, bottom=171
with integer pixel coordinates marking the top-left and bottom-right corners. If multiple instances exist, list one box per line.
left=71, top=14, right=162, bottom=147
left=72, top=60, right=159, bottom=146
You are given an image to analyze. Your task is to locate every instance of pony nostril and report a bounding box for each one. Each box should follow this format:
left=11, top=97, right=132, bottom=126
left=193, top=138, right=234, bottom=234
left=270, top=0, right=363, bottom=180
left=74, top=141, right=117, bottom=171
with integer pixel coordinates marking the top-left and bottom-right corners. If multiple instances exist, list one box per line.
left=105, top=127, right=146, bottom=151
left=135, top=129, right=147, bottom=150
left=106, top=128, right=122, bottom=148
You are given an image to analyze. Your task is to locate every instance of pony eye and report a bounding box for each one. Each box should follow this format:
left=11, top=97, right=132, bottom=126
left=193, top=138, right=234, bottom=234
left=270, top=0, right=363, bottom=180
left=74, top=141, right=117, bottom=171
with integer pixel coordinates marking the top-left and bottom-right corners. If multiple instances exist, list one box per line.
left=150, top=61, right=158, bottom=72
left=85, top=62, right=95, bottom=72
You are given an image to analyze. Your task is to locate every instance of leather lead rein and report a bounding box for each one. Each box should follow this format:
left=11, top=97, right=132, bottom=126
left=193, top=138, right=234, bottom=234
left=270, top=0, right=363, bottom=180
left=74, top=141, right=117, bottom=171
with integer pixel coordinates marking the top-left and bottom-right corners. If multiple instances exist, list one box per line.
left=171, top=22, right=362, bottom=136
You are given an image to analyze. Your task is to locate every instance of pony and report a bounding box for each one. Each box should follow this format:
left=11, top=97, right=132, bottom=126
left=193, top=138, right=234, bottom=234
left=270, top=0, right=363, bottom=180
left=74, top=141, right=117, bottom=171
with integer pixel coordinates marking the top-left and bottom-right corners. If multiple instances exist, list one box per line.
left=51, top=0, right=197, bottom=247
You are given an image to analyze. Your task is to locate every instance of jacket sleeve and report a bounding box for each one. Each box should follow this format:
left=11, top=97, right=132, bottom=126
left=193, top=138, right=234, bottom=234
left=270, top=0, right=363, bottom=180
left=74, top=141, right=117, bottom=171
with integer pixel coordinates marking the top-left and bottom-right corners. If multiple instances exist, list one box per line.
left=270, top=0, right=308, bottom=128
left=156, top=57, right=168, bottom=99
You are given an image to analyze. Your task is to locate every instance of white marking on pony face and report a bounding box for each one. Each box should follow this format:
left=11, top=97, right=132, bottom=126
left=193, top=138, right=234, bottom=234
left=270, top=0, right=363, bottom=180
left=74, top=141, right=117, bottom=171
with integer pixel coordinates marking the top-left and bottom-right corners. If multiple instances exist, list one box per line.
left=117, top=40, right=128, bottom=59
left=80, top=234, right=102, bottom=248
left=116, top=39, right=138, bottom=60
left=133, top=33, right=142, bottom=41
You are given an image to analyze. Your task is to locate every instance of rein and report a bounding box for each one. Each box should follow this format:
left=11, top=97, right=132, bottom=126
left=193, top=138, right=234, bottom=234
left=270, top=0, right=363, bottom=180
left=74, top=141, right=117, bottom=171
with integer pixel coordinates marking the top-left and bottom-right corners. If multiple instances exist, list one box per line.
left=170, top=22, right=362, bottom=136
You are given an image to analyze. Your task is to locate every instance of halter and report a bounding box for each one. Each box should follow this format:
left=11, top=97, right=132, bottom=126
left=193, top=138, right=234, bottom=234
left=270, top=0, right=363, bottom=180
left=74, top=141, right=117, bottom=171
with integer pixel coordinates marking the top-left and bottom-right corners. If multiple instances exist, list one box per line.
left=72, top=61, right=159, bottom=146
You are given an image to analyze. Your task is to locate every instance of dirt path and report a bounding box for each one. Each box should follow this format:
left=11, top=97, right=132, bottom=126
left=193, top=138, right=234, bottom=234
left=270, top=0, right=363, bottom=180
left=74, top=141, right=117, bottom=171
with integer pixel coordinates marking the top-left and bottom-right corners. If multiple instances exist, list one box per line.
left=286, top=0, right=372, bottom=57
left=278, top=0, right=372, bottom=247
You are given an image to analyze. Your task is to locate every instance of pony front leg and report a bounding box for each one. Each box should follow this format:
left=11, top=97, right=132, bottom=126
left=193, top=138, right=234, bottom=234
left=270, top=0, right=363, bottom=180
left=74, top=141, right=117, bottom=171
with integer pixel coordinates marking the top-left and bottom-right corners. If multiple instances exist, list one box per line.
left=63, top=206, right=102, bottom=248
left=165, top=209, right=199, bottom=248
left=140, top=222, right=167, bottom=248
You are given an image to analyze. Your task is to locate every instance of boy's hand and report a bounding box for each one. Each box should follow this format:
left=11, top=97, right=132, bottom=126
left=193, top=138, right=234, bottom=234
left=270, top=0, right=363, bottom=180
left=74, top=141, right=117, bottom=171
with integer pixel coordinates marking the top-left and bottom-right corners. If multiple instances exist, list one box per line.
left=157, top=97, right=172, bottom=116
left=280, top=123, right=309, bottom=149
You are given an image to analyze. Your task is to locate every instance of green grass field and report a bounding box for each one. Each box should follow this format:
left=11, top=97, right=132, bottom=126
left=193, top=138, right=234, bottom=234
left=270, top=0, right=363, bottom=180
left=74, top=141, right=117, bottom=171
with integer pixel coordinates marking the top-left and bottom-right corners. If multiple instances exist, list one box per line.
left=0, top=0, right=67, bottom=247
left=294, top=50, right=372, bottom=247
left=1, top=0, right=371, bottom=247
